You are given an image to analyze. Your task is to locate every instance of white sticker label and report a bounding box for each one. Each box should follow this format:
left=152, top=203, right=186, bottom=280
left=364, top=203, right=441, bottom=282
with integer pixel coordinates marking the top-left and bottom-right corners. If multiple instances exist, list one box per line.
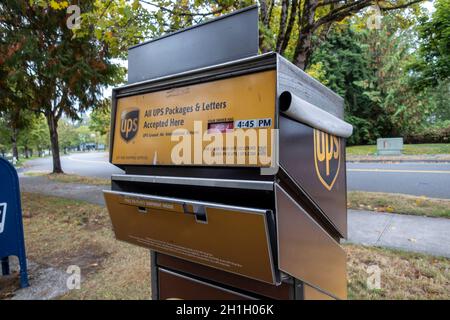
left=234, top=118, right=272, bottom=129
left=0, top=203, right=6, bottom=234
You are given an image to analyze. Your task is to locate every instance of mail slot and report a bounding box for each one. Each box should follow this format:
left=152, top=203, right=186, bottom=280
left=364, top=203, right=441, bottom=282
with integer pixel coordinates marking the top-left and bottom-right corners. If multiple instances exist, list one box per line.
left=104, top=6, right=351, bottom=300
left=104, top=190, right=277, bottom=284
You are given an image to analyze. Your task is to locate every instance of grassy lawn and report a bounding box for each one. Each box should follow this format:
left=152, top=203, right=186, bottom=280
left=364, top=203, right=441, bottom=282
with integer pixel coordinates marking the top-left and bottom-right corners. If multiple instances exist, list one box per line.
left=347, top=145, right=378, bottom=155
left=25, top=172, right=109, bottom=186
left=346, top=143, right=450, bottom=155
left=2, top=193, right=150, bottom=300
left=346, top=244, right=450, bottom=299
left=0, top=193, right=448, bottom=300
left=348, top=191, right=450, bottom=218
left=13, top=155, right=48, bottom=168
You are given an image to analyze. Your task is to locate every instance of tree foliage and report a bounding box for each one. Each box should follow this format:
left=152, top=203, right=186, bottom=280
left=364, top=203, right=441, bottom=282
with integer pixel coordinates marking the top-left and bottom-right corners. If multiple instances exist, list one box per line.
left=1, top=0, right=125, bottom=172
left=1, top=0, right=448, bottom=161
left=89, top=99, right=112, bottom=137
left=308, top=10, right=446, bottom=145
left=410, top=0, right=450, bottom=90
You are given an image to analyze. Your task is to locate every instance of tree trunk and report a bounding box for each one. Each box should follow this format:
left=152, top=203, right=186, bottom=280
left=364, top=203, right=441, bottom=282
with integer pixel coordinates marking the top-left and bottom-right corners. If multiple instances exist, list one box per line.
left=294, top=30, right=313, bottom=70
left=11, top=128, right=19, bottom=161
left=24, top=145, right=30, bottom=158
left=260, top=0, right=269, bottom=25
left=46, top=113, right=63, bottom=173
left=280, top=0, right=298, bottom=55
left=275, top=0, right=289, bottom=52
left=293, top=0, right=317, bottom=70
left=259, top=0, right=272, bottom=53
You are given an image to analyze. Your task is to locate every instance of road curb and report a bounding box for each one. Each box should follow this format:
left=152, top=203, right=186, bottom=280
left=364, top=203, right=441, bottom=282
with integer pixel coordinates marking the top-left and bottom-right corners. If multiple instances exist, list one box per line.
left=347, top=159, right=450, bottom=164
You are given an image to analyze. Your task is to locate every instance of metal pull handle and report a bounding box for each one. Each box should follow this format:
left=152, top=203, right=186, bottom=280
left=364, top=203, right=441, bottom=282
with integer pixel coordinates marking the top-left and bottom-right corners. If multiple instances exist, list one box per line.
left=182, top=204, right=207, bottom=223
left=193, top=204, right=207, bottom=223
left=137, top=206, right=147, bottom=214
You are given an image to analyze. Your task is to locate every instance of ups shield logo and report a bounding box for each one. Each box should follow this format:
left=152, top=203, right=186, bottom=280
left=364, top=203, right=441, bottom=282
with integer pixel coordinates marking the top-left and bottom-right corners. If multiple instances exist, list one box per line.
left=313, top=129, right=341, bottom=191
left=120, top=108, right=139, bottom=142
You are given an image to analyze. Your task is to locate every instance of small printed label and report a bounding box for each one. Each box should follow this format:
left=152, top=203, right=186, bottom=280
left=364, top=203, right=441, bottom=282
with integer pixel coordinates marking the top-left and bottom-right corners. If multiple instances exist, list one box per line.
left=0, top=203, right=6, bottom=234
left=234, top=118, right=272, bottom=129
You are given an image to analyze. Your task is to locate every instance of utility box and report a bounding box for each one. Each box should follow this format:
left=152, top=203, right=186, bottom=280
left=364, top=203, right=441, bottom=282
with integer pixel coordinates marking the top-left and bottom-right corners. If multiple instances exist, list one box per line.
left=377, top=138, right=403, bottom=155
left=104, top=6, right=352, bottom=300
left=0, top=157, right=29, bottom=288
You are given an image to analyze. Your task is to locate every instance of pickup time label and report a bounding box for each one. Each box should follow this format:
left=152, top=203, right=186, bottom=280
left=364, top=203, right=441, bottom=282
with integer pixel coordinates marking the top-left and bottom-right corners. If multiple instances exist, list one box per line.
left=234, top=118, right=272, bottom=129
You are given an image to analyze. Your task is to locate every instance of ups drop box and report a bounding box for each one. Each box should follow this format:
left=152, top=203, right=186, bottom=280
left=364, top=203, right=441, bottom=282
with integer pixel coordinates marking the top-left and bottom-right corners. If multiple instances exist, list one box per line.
left=104, top=6, right=352, bottom=300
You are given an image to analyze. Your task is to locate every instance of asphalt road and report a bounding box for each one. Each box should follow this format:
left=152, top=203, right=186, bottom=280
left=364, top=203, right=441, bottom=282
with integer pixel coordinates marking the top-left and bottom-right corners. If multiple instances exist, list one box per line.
left=347, top=162, right=450, bottom=199
left=22, top=152, right=124, bottom=178
left=21, top=152, right=450, bottom=199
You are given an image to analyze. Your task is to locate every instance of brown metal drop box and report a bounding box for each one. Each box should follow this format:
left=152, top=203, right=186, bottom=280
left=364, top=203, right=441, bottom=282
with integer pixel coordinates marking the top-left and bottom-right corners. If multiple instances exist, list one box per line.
left=103, top=6, right=352, bottom=300
left=104, top=176, right=347, bottom=299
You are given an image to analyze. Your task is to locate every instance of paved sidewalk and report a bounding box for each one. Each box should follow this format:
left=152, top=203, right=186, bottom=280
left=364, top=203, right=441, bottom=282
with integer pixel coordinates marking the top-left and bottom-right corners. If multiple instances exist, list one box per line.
left=20, top=175, right=107, bottom=206
left=3, top=257, right=69, bottom=300
left=346, top=210, right=450, bottom=258
left=19, top=175, right=450, bottom=258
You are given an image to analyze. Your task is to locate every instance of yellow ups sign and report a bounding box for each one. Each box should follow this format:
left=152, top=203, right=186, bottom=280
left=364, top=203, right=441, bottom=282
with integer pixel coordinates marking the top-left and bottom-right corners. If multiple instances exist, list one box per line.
left=111, top=71, right=276, bottom=167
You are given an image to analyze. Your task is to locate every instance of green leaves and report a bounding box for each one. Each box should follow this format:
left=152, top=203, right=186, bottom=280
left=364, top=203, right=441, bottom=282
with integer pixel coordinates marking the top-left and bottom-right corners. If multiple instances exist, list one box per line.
left=410, top=0, right=450, bottom=90
left=307, top=9, right=445, bottom=145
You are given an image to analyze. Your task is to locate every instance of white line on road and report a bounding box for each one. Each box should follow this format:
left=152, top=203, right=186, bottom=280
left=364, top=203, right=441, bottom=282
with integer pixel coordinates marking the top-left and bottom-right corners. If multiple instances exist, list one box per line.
left=348, top=168, right=450, bottom=174
left=66, top=155, right=450, bottom=174
left=67, top=156, right=109, bottom=164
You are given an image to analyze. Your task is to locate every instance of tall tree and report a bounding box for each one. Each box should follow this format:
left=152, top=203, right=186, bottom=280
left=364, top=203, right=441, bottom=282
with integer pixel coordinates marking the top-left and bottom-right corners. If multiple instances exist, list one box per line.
left=89, top=98, right=112, bottom=148
left=129, top=1, right=425, bottom=70
left=0, top=18, right=35, bottom=161
left=410, top=0, right=450, bottom=89
left=407, top=0, right=450, bottom=130
left=58, top=119, right=80, bottom=154
left=1, top=1, right=125, bottom=172
left=308, top=12, right=437, bottom=144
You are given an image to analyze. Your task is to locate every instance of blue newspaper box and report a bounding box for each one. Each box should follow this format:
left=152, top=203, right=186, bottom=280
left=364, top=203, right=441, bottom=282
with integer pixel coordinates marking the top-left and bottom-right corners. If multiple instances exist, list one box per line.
left=0, top=157, right=29, bottom=288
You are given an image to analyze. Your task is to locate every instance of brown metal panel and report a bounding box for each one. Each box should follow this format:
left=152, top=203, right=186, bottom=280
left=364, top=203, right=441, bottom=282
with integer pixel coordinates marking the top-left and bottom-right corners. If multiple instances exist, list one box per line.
left=158, top=268, right=254, bottom=300
left=104, top=191, right=277, bottom=284
left=156, top=253, right=293, bottom=300
left=128, top=6, right=259, bottom=84
left=303, top=284, right=335, bottom=300
left=278, top=115, right=347, bottom=237
left=277, top=55, right=344, bottom=119
left=275, top=184, right=347, bottom=299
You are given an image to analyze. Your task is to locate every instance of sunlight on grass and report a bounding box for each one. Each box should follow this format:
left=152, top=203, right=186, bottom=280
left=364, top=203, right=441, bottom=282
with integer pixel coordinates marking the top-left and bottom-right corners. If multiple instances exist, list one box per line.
left=6, top=193, right=447, bottom=300
left=24, top=172, right=109, bottom=186
left=347, top=191, right=450, bottom=218
left=347, top=143, right=450, bottom=156
left=346, top=244, right=450, bottom=300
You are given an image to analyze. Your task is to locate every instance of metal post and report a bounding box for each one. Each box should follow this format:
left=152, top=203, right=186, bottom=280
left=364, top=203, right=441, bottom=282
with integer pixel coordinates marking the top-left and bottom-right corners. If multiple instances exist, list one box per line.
left=1, top=256, right=9, bottom=276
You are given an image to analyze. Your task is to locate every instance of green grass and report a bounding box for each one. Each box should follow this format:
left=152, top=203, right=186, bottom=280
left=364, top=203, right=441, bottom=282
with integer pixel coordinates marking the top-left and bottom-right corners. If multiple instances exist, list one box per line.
left=346, top=244, right=450, bottom=300
left=348, top=191, right=450, bottom=218
left=347, top=145, right=377, bottom=155
left=1, top=193, right=448, bottom=300
left=403, top=144, right=450, bottom=155
left=24, top=172, right=109, bottom=186
left=0, top=192, right=150, bottom=300
left=346, top=143, right=450, bottom=156
left=14, top=155, right=46, bottom=168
